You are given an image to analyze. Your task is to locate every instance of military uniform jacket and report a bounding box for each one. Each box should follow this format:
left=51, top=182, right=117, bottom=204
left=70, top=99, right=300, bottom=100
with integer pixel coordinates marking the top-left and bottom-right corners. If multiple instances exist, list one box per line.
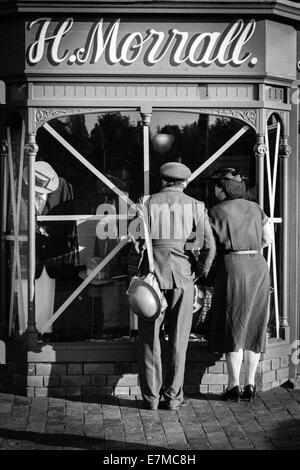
left=133, top=187, right=216, bottom=290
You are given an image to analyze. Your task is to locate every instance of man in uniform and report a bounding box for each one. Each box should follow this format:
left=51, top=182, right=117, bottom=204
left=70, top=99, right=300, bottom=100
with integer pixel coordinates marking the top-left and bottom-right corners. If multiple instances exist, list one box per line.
left=131, top=162, right=216, bottom=410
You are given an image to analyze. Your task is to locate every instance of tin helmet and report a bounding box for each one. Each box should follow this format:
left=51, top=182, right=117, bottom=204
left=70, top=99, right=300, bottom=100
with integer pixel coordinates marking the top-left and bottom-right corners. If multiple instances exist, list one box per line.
left=128, top=280, right=161, bottom=322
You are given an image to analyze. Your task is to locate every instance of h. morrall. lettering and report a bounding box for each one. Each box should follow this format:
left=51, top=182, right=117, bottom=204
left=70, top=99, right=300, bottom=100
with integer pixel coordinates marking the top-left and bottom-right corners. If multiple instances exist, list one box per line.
left=27, top=17, right=257, bottom=67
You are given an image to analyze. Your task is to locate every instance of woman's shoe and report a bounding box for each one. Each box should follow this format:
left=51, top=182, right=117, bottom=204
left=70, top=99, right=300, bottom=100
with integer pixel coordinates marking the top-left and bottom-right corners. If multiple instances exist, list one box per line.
left=221, top=385, right=241, bottom=402
left=242, top=384, right=256, bottom=402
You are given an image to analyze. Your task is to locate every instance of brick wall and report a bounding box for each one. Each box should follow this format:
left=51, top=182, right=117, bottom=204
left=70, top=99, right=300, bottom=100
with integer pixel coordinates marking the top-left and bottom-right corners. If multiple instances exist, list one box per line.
left=0, top=339, right=291, bottom=398
left=0, top=361, right=139, bottom=398
left=0, top=342, right=290, bottom=399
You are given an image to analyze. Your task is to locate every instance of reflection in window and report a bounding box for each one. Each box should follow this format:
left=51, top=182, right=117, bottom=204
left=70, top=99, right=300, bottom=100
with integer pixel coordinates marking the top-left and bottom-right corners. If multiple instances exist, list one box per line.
left=149, top=112, right=256, bottom=209
left=35, top=111, right=143, bottom=341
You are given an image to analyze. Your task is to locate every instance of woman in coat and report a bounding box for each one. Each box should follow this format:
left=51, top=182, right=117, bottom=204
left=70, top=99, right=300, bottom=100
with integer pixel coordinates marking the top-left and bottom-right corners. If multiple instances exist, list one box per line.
left=207, top=168, right=273, bottom=402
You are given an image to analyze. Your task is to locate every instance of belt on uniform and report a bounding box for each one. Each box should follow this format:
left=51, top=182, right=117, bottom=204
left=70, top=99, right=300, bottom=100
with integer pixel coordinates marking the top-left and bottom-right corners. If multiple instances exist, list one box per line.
left=224, top=250, right=259, bottom=255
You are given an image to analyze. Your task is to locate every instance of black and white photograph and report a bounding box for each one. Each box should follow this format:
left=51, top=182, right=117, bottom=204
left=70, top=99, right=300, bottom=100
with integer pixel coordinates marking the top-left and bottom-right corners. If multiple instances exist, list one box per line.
left=0, top=0, right=300, bottom=459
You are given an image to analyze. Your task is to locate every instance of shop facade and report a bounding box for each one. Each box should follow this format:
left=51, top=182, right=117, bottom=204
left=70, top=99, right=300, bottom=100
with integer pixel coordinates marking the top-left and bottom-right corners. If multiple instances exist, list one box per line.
left=0, top=0, right=299, bottom=398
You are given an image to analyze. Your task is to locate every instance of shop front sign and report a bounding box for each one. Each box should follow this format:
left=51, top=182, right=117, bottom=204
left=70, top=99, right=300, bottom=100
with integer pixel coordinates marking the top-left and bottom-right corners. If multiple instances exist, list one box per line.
left=25, top=17, right=262, bottom=75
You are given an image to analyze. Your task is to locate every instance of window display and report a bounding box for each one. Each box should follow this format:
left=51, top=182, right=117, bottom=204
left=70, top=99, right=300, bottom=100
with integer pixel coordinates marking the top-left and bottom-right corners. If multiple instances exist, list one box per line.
left=21, top=160, right=78, bottom=334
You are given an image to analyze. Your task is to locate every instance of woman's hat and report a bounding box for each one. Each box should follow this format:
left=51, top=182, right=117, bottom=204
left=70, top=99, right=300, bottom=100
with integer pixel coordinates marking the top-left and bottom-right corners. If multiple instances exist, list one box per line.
left=207, top=167, right=247, bottom=200
left=79, top=257, right=111, bottom=285
left=206, top=167, right=247, bottom=182
left=23, top=161, right=59, bottom=194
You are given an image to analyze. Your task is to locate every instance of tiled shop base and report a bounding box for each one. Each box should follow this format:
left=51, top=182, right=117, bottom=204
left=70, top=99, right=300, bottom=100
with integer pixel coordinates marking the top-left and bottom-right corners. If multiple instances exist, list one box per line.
left=0, top=337, right=291, bottom=398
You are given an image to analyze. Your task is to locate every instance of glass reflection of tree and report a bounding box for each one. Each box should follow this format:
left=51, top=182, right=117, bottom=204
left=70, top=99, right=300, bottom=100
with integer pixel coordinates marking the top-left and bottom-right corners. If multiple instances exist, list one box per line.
left=150, top=116, right=209, bottom=193
left=90, top=113, right=143, bottom=201
left=37, top=115, right=93, bottom=212
left=37, top=112, right=255, bottom=207
left=149, top=114, right=255, bottom=206
left=37, top=112, right=144, bottom=207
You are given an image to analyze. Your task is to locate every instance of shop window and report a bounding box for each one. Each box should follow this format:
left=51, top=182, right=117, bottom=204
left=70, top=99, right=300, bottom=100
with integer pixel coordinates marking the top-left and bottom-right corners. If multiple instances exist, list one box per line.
left=149, top=111, right=258, bottom=337
left=32, top=111, right=143, bottom=341
left=2, top=108, right=283, bottom=343
left=264, top=113, right=283, bottom=339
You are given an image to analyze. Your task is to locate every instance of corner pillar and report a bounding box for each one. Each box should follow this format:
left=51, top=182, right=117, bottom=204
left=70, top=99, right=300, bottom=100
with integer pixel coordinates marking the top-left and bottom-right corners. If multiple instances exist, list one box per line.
left=23, top=135, right=39, bottom=348
left=254, top=133, right=267, bottom=207
left=279, top=135, right=292, bottom=328
left=141, top=112, right=152, bottom=196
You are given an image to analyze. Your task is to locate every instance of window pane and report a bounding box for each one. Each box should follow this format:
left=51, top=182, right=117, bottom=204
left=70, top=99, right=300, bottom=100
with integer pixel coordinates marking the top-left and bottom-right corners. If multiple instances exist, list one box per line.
left=150, top=111, right=256, bottom=208
left=265, top=114, right=282, bottom=339
left=35, top=111, right=142, bottom=341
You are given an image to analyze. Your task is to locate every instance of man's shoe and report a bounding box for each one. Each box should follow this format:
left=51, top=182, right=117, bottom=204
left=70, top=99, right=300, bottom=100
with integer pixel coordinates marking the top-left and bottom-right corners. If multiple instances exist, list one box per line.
left=161, top=397, right=189, bottom=410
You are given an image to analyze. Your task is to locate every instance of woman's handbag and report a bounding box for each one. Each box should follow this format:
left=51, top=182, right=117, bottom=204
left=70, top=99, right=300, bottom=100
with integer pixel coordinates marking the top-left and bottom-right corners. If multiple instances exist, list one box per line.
left=192, top=280, right=213, bottom=335
left=127, top=198, right=167, bottom=322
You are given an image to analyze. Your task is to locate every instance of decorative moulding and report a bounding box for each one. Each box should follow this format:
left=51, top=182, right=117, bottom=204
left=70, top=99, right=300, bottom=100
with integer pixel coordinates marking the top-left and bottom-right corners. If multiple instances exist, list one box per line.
left=34, top=107, right=96, bottom=130
left=198, top=108, right=257, bottom=129
left=34, top=107, right=258, bottom=131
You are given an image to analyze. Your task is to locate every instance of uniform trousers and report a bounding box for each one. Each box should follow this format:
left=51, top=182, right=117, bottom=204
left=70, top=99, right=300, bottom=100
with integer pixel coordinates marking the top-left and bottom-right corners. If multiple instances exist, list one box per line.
left=138, top=282, right=194, bottom=408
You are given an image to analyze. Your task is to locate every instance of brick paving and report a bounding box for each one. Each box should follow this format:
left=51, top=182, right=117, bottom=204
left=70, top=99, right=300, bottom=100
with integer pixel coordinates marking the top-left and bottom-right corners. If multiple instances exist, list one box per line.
left=0, top=387, right=300, bottom=450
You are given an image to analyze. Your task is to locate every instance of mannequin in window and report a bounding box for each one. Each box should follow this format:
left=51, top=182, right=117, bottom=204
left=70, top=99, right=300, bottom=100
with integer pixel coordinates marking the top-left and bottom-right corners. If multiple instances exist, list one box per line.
left=21, top=160, right=78, bottom=334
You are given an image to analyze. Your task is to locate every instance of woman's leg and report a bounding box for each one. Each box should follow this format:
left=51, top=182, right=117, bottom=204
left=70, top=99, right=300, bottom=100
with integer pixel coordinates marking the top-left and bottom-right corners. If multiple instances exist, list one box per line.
left=243, top=350, right=260, bottom=386
left=225, top=349, right=243, bottom=389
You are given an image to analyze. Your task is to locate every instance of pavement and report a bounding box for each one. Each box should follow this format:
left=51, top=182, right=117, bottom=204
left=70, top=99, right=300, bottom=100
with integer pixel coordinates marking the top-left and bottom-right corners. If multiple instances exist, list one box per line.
left=0, top=386, right=300, bottom=451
